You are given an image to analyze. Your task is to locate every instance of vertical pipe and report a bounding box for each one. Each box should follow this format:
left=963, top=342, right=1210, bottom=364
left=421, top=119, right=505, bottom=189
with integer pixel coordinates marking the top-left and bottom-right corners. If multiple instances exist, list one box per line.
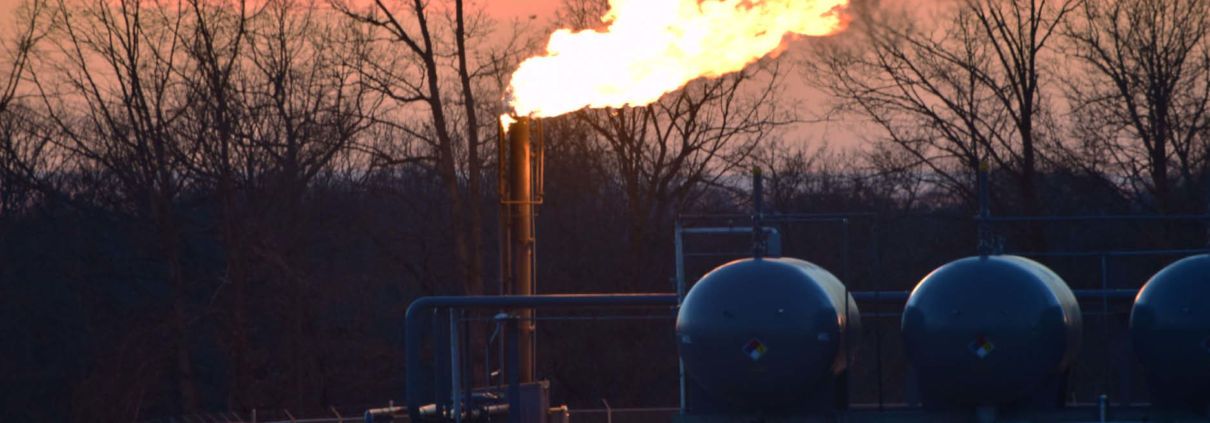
left=498, top=120, right=510, bottom=297
left=842, top=219, right=850, bottom=282
left=974, top=405, right=996, bottom=423
left=841, top=217, right=851, bottom=411
left=871, top=221, right=884, bottom=411
left=752, top=167, right=764, bottom=260
left=434, top=309, right=449, bottom=417
left=450, top=310, right=462, bottom=423
left=674, top=220, right=687, bottom=413
left=463, top=316, right=472, bottom=417
left=674, top=220, right=685, bottom=302
left=1100, top=255, right=1109, bottom=315
left=1205, top=172, right=1210, bottom=251
left=507, top=118, right=535, bottom=383
left=528, top=121, right=542, bottom=371
left=766, top=228, right=781, bottom=257
left=507, top=318, right=521, bottom=423
left=1101, top=254, right=1110, bottom=397
left=486, top=320, right=498, bottom=391
left=1098, top=394, right=1107, bottom=423
left=977, top=161, right=991, bottom=257
left=978, top=161, right=990, bottom=217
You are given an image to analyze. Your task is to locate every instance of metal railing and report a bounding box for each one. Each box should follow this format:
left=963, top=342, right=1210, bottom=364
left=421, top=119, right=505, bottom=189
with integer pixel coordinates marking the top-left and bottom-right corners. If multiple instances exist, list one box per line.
left=404, top=294, right=679, bottom=423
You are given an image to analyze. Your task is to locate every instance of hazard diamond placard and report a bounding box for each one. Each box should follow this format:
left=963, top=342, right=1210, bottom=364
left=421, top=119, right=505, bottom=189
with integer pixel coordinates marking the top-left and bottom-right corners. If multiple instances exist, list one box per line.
left=969, top=336, right=994, bottom=359
left=742, top=339, right=767, bottom=361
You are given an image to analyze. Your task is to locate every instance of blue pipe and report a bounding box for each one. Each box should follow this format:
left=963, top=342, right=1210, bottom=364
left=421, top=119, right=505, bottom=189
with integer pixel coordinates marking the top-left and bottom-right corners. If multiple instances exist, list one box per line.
left=982, top=214, right=1210, bottom=222
left=850, top=289, right=1139, bottom=303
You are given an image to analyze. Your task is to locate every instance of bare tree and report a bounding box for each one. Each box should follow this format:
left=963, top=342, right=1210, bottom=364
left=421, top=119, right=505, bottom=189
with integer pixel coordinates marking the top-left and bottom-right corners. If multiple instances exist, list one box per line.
left=968, top=0, right=1078, bottom=214
left=1, top=0, right=52, bottom=114
left=810, top=0, right=1077, bottom=214
left=756, top=139, right=930, bottom=214
left=173, top=0, right=256, bottom=407
left=572, top=61, right=792, bottom=287
left=31, top=0, right=200, bottom=414
left=214, top=0, right=380, bottom=407
left=0, top=0, right=54, bottom=218
left=1062, top=0, right=1210, bottom=211
left=547, top=0, right=793, bottom=285
left=0, top=103, right=64, bottom=224
left=333, top=0, right=518, bottom=297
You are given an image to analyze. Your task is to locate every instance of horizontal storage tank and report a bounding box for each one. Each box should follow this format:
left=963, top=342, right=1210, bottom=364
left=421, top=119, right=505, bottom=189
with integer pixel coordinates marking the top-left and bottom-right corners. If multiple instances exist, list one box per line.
left=902, top=255, right=1082, bottom=408
left=676, top=257, right=860, bottom=412
left=1131, top=254, right=1210, bottom=411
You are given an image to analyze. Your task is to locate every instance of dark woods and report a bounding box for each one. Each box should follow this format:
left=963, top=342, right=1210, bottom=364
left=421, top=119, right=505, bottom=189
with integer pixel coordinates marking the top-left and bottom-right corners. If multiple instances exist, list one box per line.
left=0, top=0, right=1207, bottom=421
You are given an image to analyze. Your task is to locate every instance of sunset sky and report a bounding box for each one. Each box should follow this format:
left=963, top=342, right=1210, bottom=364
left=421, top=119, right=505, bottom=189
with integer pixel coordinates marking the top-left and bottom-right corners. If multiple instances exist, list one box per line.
left=0, top=0, right=860, bottom=148
left=482, top=0, right=562, bottom=19
left=0, top=0, right=565, bottom=25
left=0, top=0, right=19, bottom=30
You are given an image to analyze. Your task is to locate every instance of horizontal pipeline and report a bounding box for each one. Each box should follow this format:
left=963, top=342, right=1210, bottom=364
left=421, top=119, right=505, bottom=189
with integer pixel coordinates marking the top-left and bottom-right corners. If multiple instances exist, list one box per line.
left=849, top=289, right=1138, bottom=302
left=981, top=214, right=1210, bottom=222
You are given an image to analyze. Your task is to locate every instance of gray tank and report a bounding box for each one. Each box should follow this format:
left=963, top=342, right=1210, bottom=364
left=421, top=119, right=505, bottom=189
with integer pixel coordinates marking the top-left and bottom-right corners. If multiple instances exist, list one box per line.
left=1131, top=254, right=1210, bottom=411
left=902, top=255, right=1082, bottom=408
left=676, top=257, right=860, bottom=411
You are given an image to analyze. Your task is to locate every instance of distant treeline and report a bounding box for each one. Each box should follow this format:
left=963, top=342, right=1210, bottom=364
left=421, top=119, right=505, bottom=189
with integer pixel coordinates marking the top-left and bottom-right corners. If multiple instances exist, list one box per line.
left=0, top=0, right=1208, bottom=421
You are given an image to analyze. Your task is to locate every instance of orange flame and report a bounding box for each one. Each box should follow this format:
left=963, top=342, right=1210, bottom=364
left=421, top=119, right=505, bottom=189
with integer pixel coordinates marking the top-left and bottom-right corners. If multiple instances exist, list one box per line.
left=504, top=0, right=850, bottom=120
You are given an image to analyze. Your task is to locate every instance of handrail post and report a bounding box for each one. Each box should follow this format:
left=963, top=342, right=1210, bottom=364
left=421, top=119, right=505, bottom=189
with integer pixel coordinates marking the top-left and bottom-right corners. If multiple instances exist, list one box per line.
left=506, top=315, right=521, bottom=423
left=450, top=309, right=462, bottom=423
left=752, top=166, right=766, bottom=260
left=674, top=219, right=686, bottom=414
left=977, top=161, right=992, bottom=257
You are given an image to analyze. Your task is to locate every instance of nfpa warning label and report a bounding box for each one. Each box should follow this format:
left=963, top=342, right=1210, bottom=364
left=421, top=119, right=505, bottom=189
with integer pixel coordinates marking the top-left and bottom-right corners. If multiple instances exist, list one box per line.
left=743, top=339, right=767, bottom=361
left=969, top=336, right=994, bottom=359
